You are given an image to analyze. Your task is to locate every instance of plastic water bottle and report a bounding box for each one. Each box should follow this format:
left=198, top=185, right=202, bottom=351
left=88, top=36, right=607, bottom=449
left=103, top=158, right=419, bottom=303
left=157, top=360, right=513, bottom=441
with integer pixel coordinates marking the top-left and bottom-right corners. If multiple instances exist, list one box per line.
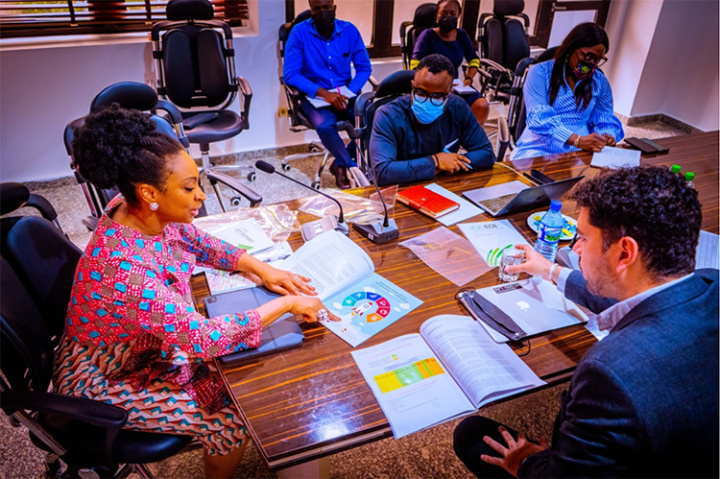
left=535, top=200, right=564, bottom=262
left=671, top=164, right=682, bottom=175
left=685, top=171, right=695, bottom=189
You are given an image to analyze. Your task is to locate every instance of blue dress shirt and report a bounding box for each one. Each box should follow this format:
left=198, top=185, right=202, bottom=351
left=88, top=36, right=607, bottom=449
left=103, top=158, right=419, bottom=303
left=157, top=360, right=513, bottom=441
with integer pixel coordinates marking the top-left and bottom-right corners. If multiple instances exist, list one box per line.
left=511, top=60, right=624, bottom=160
left=283, top=18, right=372, bottom=97
left=369, top=95, right=495, bottom=186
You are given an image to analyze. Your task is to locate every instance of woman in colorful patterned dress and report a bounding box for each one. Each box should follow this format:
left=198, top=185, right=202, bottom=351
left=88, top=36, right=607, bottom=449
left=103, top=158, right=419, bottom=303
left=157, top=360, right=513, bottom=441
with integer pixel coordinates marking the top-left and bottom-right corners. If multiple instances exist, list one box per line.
left=511, top=23, right=624, bottom=160
left=55, top=104, right=337, bottom=478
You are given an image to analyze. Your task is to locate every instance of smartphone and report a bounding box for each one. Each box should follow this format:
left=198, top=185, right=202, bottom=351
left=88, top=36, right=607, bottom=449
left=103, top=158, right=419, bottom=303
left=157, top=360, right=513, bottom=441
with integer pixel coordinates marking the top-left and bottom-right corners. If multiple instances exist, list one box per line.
left=529, top=169, right=555, bottom=184
left=639, top=138, right=670, bottom=154
left=624, top=137, right=666, bottom=155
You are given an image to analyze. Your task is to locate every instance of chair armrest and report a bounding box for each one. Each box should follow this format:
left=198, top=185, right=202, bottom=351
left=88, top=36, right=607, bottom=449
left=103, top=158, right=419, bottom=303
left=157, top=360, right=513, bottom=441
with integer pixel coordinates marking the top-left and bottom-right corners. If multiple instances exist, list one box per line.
left=479, top=58, right=511, bottom=75
left=1, top=390, right=128, bottom=430
left=368, top=76, right=379, bottom=91
left=236, top=77, right=253, bottom=129
left=26, top=193, right=59, bottom=222
left=205, top=170, right=262, bottom=207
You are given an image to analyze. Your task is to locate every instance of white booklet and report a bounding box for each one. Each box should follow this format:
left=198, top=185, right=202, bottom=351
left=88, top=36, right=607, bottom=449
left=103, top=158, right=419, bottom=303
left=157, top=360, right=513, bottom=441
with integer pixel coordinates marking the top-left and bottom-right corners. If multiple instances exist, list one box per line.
left=278, top=230, right=422, bottom=347
left=351, top=314, right=545, bottom=438
left=591, top=146, right=641, bottom=169
left=306, top=85, right=356, bottom=109
left=452, top=79, right=477, bottom=94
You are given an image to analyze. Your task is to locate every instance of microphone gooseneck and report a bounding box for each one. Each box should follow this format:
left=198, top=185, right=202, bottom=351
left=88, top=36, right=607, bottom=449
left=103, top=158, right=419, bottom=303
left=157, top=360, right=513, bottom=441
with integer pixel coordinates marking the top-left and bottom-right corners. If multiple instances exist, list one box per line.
left=254, top=160, right=345, bottom=224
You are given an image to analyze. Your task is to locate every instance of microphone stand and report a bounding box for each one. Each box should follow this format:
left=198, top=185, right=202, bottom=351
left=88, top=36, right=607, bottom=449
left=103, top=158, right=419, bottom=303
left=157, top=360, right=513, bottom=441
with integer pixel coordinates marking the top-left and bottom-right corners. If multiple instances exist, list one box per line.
left=351, top=147, right=399, bottom=244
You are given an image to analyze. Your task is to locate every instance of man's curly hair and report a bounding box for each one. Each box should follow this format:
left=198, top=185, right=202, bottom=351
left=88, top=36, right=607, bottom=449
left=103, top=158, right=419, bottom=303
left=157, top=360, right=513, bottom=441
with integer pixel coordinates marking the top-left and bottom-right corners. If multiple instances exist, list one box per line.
left=570, top=166, right=701, bottom=278
left=72, top=104, right=184, bottom=206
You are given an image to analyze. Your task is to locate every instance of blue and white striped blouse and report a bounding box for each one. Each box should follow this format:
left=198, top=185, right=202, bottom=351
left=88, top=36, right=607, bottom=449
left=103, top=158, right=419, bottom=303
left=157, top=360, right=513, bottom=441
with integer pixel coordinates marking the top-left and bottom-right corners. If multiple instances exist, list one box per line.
left=511, top=59, right=624, bottom=160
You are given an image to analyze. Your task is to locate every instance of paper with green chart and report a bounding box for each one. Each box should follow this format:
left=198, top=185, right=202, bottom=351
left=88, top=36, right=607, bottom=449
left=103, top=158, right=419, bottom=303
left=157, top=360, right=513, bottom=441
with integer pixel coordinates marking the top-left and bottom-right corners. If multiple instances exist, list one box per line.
left=457, top=220, right=532, bottom=267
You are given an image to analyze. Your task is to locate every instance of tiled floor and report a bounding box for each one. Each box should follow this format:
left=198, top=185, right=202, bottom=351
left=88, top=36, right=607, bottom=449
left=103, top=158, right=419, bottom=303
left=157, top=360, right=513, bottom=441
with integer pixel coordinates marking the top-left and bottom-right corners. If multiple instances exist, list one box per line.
left=1, top=120, right=686, bottom=478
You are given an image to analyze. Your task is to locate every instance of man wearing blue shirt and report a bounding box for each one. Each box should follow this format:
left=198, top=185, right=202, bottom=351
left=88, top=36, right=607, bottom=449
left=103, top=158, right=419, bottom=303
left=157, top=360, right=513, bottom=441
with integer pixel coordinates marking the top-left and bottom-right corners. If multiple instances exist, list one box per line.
left=283, top=0, right=372, bottom=189
left=369, top=54, right=495, bottom=186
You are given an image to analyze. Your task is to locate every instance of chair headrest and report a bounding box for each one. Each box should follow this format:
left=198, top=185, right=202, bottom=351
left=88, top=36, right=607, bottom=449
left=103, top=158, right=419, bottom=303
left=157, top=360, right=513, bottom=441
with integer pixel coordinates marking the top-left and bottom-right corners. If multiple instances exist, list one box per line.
left=294, top=9, right=313, bottom=27
left=413, top=3, right=437, bottom=29
left=166, top=0, right=214, bottom=21
left=376, top=70, right=415, bottom=98
left=494, top=0, right=525, bottom=17
left=0, top=183, right=30, bottom=216
left=90, top=82, right=159, bottom=113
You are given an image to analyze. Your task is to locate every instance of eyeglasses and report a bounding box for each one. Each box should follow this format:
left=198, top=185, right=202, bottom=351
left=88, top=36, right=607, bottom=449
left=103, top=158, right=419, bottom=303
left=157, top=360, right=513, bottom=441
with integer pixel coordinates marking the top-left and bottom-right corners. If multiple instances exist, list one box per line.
left=412, top=88, right=449, bottom=106
left=576, top=48, right=608, bottom=67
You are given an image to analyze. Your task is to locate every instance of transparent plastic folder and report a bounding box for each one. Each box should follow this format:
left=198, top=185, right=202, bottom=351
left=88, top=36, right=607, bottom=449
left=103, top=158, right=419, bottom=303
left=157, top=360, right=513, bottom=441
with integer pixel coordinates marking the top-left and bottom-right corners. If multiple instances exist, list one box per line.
left=399, top=227, right=492, bottom=286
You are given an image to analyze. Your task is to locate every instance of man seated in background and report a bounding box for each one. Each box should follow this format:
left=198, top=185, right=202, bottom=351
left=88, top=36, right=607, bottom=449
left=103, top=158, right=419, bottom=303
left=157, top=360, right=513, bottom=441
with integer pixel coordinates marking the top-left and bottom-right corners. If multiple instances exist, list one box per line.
left=283, top=0, right=372, bottom=189
left=454, top=166, right=719, bottom=478
left=369, top=54, right=495, bottom=186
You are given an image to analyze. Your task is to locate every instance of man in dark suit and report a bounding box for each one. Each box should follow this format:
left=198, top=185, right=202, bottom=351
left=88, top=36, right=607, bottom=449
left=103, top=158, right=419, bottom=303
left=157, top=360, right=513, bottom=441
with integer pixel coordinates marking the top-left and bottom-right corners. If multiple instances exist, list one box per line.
left=453, top=166, right=719, bottom=478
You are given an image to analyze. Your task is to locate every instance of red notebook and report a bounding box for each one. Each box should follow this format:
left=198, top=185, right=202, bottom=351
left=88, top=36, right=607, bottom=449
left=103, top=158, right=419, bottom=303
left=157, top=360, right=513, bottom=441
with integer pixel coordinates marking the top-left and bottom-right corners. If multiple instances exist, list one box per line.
left=397, top=185, right=460, bottom=218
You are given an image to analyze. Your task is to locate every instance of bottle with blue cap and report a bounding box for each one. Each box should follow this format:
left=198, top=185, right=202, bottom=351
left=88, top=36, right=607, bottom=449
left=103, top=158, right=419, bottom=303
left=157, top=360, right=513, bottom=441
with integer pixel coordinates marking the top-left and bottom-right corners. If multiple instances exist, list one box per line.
left=535, top=200, right=564, bottom=262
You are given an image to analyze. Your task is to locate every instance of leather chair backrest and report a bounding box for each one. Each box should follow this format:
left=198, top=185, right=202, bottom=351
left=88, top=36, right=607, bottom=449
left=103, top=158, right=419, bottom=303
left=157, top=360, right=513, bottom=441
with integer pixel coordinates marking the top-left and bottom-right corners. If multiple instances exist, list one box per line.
left=2, top=216, right=81, bottom=343
left=166, top=0, right=214, bottom=21
left=163, top=25, right=230, bottom=108
left=494, top=0, right=525, bottom=17
left=0, top=255, right=56, bottom=392
left=407, top=3, right=437, bottom=56
left=358, top=70, right=415, bottom=152
left=90, top=81, right=159, bottom=112
left=514, top=46, right=558, bottom=140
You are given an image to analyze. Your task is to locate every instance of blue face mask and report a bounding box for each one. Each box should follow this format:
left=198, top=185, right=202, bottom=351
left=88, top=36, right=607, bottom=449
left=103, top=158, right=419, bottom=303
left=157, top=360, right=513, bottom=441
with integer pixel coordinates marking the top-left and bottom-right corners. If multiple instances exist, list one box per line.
left=411, top=94, right=446, bottom=124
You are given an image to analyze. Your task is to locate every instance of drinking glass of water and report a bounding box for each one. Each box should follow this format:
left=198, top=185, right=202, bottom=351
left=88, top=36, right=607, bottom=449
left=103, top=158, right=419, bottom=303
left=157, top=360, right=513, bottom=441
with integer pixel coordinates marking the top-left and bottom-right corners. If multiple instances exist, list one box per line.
left=499, top=247, right=525, bottom=282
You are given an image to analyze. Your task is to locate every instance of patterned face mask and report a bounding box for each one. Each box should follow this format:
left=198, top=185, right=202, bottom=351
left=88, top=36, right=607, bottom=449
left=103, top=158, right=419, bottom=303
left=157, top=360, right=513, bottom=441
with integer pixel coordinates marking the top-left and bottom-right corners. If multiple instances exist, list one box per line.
left=572, top=60, right=597, bottom=80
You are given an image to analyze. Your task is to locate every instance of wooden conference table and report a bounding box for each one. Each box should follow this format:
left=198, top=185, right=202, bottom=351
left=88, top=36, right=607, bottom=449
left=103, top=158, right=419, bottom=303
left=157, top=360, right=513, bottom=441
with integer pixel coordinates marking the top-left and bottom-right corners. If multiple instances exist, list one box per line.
left=195, top=131, right=718, bottom=471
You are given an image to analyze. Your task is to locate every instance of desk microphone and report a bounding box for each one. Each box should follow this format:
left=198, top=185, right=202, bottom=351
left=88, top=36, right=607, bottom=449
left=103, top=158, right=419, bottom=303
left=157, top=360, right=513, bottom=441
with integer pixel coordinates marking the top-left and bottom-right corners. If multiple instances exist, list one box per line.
left=254, top=160, right=349, bottom=235
left=351, top=147, right=399, bottom=244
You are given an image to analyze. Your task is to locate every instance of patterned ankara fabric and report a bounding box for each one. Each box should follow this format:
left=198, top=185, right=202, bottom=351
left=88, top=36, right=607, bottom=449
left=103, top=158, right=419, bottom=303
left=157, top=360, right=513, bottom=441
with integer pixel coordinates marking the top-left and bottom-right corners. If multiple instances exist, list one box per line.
left=53, top=196, right=262, bottom=454
left=511, top=59, right=624, bottom=160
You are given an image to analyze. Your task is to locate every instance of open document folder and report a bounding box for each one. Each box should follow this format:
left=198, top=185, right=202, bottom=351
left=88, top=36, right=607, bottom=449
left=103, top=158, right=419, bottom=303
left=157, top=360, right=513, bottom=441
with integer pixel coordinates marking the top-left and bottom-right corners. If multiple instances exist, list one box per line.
left=277, top=231, right=422, bottom=347
left=351, top=315, right=545, bottom=439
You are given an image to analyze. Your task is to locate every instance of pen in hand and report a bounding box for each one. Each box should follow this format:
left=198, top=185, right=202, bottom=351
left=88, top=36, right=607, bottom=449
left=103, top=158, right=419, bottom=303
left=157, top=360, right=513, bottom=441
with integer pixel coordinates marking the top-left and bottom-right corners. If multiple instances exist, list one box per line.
left=444, top=139, right=472, bottom=170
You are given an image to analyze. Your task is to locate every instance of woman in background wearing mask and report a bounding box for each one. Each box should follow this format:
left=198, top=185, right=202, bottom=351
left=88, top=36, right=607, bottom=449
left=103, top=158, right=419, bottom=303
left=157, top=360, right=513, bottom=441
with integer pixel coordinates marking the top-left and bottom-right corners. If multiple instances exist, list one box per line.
left=511, top=22, right=624, bottom=160
left=411, top=0, right=489, bottom=126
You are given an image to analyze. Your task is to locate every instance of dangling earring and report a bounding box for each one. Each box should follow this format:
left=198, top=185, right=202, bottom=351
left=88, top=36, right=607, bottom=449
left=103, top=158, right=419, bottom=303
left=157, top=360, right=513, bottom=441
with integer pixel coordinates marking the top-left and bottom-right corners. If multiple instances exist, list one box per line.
left=149, top=202, right=159, bottom=211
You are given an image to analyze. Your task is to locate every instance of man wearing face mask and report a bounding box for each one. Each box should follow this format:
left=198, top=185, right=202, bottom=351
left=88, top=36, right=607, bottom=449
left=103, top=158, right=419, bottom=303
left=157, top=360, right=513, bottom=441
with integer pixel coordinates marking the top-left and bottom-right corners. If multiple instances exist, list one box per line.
left=369, top=54, right=495, bottom=187
left=411, top=0, right=489, bottom=126
left=283, top=0, right=372, bottom=189
left=510, top=23, right=624, bottom=160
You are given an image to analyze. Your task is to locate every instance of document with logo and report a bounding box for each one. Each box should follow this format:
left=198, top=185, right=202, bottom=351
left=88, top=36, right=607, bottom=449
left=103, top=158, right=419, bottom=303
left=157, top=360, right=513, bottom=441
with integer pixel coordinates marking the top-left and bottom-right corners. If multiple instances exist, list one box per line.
left=278, top=231, right=422, bottom=347
left=474, top=276, right=588, bottom=342
left=351, top=314, right=545, bottom=438
left=306, top=85, right=356, bottom=108
left=591, top=146, right=641, bottom=169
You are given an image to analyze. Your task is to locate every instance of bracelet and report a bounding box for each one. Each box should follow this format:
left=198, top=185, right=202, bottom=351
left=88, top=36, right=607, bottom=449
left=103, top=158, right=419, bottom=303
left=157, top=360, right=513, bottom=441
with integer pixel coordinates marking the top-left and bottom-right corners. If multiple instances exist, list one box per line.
left=573, top=136, right=581, bottom=149
left=432, top=154, right=439, bottom=168
left=548, top=263, right=560, bottom=283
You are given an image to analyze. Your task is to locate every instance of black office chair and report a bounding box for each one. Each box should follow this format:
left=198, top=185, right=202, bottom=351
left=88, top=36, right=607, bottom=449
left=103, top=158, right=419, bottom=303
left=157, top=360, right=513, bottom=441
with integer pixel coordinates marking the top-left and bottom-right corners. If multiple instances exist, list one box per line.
left=506, top=47, right=558, bottom=149
left=0, top=208, right=192, bottom=478
left=150, top=0, right=256, bottom=186
left=65, top=82, right=261, bottom=231
left=0, top=182, right=64, bottom=234
left=354, top=69, right=416, bottom=170
left=278, top=10, right=372, bottom=189
left=399, top=3, right=437, bottom=70
left=477, top=0, right=531, bottom=104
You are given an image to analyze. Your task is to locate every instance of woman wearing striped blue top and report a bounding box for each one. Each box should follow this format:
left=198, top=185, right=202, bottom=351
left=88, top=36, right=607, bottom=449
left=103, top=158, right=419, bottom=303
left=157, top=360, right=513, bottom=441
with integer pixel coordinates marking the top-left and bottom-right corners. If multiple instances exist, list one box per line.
left=511, top=23, right=624, bottom=161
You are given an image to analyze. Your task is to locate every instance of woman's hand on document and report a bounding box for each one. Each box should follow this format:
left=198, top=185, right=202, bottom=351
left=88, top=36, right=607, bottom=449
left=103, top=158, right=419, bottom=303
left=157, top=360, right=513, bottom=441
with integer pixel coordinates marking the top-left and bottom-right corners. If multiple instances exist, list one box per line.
left=286, top=296, right=340, bottom=324
left=261, top=266, right=316, bottom=297
left=504, top=244, right=553, bottom=280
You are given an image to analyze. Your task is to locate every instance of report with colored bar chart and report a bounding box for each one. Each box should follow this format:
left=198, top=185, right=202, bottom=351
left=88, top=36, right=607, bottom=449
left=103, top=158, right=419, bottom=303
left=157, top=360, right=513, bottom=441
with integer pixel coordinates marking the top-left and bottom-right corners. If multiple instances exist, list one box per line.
left=351, top=315, right=545, bottom=439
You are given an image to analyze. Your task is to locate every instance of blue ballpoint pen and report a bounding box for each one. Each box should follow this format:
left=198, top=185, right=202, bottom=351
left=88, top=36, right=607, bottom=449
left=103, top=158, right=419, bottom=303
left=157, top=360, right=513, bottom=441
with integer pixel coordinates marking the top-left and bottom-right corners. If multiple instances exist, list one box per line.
left=443, top=138, right=472, bottom=170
